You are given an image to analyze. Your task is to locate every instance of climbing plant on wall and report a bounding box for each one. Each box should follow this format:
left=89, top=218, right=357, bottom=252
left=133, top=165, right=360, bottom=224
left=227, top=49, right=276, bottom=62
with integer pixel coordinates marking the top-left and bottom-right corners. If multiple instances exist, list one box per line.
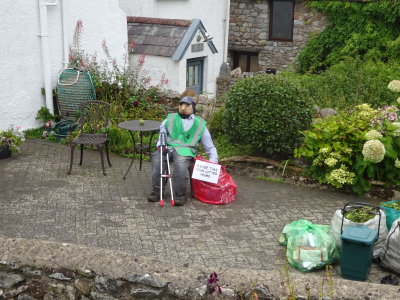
left=297, top=0, right=400, bottom=73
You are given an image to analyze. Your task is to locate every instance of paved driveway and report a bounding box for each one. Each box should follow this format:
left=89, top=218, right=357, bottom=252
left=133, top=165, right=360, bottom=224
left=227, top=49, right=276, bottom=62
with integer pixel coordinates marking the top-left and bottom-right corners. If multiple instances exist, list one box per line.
left=0, top=139, right=393, bottom=284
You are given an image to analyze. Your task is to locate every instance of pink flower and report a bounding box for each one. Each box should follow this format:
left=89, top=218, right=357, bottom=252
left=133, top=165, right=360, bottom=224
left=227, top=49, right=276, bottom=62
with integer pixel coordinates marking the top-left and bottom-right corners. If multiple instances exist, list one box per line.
left=137, top=54, right=146, bottom=66
left=133, top=101, right=139, bottom=108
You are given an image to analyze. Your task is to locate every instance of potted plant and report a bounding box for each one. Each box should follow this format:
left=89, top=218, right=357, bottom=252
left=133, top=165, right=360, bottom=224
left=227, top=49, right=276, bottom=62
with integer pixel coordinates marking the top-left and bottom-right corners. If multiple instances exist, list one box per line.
left=0, top=125, right=25, bottom=159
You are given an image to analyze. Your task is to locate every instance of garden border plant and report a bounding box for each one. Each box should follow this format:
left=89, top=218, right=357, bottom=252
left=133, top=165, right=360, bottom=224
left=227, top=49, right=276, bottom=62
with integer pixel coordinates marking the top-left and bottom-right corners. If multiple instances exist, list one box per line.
left=295, top=80, right=400, bottom=195
left=58, top=20, right=170, bottom=157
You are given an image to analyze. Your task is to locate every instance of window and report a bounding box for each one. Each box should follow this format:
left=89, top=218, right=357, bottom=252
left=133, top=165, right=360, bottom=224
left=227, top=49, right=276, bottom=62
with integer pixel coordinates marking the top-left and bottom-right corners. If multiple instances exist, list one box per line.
left=186, top=58, right=204, bottom=94
left=232, top=51, right=259, bottom=73
left=269, top=0, right=295, bottom=41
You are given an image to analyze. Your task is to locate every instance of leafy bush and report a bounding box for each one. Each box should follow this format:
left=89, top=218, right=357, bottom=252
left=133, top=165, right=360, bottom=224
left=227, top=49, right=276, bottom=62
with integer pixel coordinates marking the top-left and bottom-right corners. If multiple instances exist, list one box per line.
left=295, top=87, right=400, bottom=195
left=224, top=74, right=313, bottom=157
left=208, top=106, right=226, bottom=138
left=281, top=59, right=400, bottom=110
left=298, top=0, right=400, bottom=73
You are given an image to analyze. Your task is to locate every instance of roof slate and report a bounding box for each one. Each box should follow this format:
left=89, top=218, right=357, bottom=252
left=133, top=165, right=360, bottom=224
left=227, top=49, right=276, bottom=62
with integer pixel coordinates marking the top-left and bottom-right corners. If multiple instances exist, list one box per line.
left=128, top=17, right=190, bottom=57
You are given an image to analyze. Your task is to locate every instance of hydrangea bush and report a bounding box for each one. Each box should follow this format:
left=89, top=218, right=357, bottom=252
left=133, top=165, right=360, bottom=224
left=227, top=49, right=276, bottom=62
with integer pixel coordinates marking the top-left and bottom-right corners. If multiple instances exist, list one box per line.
left=295, top=80, right=400, bottom=194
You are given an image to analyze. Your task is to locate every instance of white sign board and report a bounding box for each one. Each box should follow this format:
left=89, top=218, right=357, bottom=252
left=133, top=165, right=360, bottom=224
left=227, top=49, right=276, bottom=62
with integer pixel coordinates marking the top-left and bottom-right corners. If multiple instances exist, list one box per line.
left=191, top=160, right=221, bottom=184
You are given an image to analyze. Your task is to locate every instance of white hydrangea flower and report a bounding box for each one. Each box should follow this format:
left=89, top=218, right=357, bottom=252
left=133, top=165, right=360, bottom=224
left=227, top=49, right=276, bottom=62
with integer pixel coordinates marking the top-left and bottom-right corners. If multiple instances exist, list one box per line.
left=388, top=80, right=400, bottom=93
left=362, top=139, right=385, bottom=163
left=355, top=103, right=378, bottom=119
left=324, top=157, right=338, bottom=167
left=389, top=122, right=400, bottom=137
left=319, top=147, right=330, bottom=154
left=312, top=158, right=322, bottom=166
left=326, top=165, right=355, bottom=188
left=395, top=159, right=400, bottom=169
left=365, top=130, right=383, bottom=140
left=343, top=148, right=353, bottom=154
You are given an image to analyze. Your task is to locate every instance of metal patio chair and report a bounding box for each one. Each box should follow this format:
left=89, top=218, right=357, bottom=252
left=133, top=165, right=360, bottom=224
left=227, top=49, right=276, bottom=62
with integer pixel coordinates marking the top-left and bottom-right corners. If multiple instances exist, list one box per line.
left=68, top=100, right=112, bottom=176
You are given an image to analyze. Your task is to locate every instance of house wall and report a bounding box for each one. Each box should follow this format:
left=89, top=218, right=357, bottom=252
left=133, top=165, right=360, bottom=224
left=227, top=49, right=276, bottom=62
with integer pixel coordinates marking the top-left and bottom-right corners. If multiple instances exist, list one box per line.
left=119, top=0, right=230, bottom=97
left=129, top=26, right=218, bottom=96
left=0, top=0, right=127, bottom=130
left=129, top=26, right=218, bottom=94
left=229, top=0, right=327, bottom=71
left=129, top=55, right=179, bottom=91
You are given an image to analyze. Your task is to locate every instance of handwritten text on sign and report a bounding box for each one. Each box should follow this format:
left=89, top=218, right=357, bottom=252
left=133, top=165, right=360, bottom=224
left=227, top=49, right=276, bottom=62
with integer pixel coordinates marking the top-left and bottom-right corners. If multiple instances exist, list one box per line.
left=191, top=160, right=221, bottom=184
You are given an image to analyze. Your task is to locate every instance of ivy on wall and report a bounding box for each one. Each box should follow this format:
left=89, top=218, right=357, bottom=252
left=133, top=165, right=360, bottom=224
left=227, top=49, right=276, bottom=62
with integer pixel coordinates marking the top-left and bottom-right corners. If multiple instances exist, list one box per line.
left=297, top=0, right=400, bottom=73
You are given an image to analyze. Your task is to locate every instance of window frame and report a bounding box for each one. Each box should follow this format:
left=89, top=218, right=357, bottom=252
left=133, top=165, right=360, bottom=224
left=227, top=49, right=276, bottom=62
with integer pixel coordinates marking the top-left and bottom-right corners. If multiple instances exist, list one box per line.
left=232, top=51, right=259, bottom=73
left=268, top=0, right=295, bottom=42
left=186, top=57, right=204, bottom=95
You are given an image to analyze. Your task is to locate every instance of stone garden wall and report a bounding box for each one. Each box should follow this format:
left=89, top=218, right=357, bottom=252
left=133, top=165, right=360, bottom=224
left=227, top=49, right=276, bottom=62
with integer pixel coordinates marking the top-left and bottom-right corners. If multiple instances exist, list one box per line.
left=0, top=236, right=398, bottom=299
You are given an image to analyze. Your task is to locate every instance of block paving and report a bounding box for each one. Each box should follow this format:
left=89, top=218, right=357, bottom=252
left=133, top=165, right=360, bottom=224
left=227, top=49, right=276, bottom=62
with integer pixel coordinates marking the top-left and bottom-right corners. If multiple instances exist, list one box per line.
left=0, top=139, right=396, bottom=286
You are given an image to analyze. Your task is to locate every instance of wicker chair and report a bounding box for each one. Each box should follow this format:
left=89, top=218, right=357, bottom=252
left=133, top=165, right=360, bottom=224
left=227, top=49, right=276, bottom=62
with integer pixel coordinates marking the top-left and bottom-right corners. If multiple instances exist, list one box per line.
left=68, top=100, right=112, bottom=176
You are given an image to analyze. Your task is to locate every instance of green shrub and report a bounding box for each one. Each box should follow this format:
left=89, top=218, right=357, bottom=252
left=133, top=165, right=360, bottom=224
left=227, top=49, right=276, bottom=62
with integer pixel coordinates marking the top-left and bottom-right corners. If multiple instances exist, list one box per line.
left=224, top=74, right=313, bottom=157
left=281, top=59, right=400, bottom=110
left=208, top=106, right=226, bottom=137
left=295, top=101, right=400, bottom=195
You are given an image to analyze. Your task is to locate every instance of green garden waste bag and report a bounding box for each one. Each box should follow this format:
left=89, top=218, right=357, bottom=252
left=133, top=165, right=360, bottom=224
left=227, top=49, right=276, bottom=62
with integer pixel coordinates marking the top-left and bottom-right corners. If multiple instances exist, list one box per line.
left=280, top=220, right=340, bottom=272
left=279, top=219, right=313, bottom=246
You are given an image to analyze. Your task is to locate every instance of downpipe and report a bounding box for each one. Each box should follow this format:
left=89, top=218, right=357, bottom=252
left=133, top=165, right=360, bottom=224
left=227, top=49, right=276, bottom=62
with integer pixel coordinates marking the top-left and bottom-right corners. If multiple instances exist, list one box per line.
left=38, top=0, right=57, bottom=114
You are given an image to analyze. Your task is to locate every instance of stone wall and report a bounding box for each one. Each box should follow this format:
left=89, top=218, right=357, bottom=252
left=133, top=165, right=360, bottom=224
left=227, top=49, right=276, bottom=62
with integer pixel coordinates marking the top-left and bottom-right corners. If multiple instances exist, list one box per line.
left=229, top=0, right=327, bottom=71
left=0, top=236, right=399, bottom=300
left=216, top=76, right=236, bottom=100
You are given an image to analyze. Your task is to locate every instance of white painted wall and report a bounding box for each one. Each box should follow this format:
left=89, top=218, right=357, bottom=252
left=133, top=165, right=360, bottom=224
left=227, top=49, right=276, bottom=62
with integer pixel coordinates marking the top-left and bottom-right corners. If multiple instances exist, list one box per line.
left=129, top=55, right=180, bottom=92
left=0, top=0, right=127, bottom=130
left=120, top=0, right=230, bottom=97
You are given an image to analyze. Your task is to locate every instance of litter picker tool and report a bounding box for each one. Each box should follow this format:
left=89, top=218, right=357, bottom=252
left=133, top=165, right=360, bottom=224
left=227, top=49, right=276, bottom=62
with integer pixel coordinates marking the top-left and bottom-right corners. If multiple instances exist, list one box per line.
left=159, top=132, right=174, bottom=206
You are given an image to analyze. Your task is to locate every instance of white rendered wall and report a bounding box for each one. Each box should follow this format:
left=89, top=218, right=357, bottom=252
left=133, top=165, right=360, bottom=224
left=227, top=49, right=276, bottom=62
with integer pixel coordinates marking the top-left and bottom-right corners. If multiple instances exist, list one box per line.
left=129, top=55, right=180, bottom=92
left=0, top=0, right=127, bottom=130
left=120, top=0, right=230, bottom=97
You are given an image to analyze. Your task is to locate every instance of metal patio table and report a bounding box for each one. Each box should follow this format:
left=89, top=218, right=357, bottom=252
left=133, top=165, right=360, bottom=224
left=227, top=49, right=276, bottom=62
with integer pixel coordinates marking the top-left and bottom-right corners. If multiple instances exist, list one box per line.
left=118, top=120, right=161, bottom=178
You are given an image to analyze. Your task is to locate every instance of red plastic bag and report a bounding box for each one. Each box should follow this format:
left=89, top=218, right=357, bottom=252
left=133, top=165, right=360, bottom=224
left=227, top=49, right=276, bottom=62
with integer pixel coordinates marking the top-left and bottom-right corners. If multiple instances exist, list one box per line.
left=191, top=156, right=237, bottom=205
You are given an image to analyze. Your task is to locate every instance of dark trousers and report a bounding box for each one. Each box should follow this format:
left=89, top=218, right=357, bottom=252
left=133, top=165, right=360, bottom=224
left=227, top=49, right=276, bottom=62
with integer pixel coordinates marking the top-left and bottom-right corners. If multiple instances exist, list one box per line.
left=151, top=149, right=193, bottom=198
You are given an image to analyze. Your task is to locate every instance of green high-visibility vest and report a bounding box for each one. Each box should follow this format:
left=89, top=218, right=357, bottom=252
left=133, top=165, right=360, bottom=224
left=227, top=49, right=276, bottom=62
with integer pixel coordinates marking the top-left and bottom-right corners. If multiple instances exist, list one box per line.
left=165, top=113, right=206, bottom=157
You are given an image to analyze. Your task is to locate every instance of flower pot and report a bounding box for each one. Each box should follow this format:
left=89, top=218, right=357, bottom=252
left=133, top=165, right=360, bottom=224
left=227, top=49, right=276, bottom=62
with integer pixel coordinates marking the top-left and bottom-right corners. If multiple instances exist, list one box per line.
left=0, top=145, right=11, bottom=159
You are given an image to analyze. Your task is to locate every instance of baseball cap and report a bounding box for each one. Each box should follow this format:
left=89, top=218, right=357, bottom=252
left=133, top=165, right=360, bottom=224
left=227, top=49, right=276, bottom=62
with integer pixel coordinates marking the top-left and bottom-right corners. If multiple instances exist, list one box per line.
left=180, top=96, right=196, bottom=106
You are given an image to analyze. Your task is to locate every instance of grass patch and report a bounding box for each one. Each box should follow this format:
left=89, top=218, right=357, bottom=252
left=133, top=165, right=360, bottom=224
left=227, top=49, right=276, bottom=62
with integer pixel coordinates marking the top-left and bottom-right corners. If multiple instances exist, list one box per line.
left=256, top=176, right=285, bottom=183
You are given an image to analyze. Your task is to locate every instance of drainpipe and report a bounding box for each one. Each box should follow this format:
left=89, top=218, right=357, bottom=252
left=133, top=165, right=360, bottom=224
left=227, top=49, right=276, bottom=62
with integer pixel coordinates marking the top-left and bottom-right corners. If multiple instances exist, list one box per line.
left=222, top=0, right=230, bottom=63
left=38, top=0, right=57, bottom=114
left=60, top=0, right=69, bottom=69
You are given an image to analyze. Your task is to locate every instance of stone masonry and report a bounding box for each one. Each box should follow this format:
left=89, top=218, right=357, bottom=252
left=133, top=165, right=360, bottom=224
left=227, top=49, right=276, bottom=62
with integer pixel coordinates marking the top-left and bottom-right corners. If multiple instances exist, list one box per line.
left=228, top=0, right=327, bottom=71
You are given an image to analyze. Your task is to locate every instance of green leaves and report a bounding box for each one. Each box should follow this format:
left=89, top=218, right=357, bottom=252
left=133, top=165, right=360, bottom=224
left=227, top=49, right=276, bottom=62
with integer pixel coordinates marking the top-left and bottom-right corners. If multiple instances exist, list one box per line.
left=224, top=74, right=313, bottom=157
left=296, top=103, right=400, bottom=194
left=301, top=0, right=400, bottom=73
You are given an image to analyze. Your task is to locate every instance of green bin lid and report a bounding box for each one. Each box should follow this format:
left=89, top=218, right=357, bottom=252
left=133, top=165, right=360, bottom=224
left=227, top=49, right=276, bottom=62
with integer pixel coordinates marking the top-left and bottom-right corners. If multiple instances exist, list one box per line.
left=342, top=225, right=377, bottom=244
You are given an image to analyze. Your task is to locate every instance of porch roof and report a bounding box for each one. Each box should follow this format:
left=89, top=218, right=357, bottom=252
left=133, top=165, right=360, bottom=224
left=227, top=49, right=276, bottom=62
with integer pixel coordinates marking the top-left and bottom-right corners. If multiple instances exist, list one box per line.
left=127, top=16, right=217, bottom=61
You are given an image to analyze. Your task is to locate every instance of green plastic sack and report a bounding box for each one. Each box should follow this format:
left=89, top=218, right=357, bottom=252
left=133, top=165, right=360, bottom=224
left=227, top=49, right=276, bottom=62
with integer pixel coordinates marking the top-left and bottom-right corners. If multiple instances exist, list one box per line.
left=381, top=200, right=400, bottom=230
left=280, top=220, right=340, bottom=272
left=279, top=219, right=313, bottom=246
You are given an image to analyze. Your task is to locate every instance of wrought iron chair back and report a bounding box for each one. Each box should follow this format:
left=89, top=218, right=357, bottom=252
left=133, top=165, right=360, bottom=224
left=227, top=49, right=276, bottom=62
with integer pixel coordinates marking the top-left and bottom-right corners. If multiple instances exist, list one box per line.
left=68, top=100, right=112, bottom=176
left=78, top=100, right=110, bottom=135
